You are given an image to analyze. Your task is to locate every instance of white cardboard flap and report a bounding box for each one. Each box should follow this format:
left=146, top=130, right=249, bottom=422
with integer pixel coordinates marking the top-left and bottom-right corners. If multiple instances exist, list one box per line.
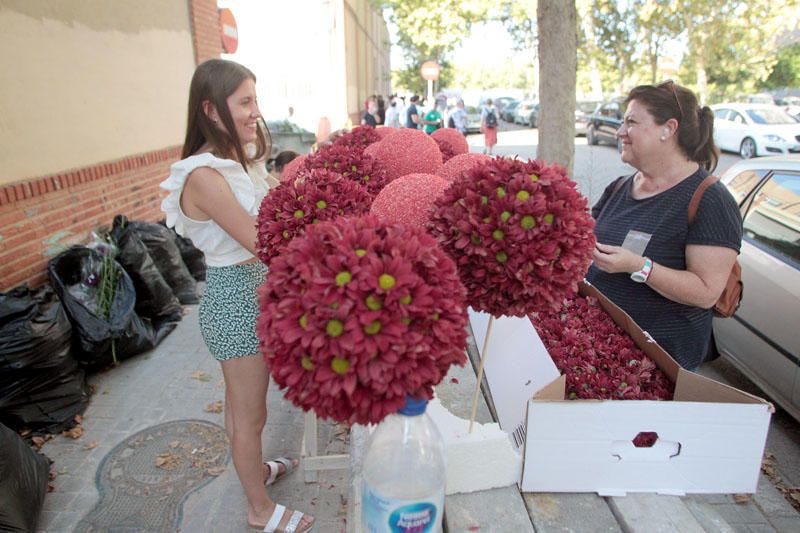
left=468, top=308, right=560, bottom=450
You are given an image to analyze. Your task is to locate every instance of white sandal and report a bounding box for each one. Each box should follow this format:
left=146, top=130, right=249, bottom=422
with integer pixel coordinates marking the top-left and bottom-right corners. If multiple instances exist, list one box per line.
left=262, top=503, right=314, bottom=533
left=264, top=457, right=295, bottom=487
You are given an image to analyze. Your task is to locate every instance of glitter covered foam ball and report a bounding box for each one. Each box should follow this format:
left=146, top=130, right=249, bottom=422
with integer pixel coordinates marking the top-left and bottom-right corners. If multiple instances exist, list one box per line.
left=280, top=154, right=307, bottom=182
left=255, top=168, right=372, bottom=265
left=256, top=214, right=469, bottom=425
left=363, top=128, right=443, bottom=182
left=303, top=143, right=389, bottom=197
left=437, top=153, right=492, bottom=182
left=370, top=173, right=451, bottom=229
left=431, top=128, right=469, bottom=156
left=375, top=127, right=397, bottom=141
left=428, top=157, right=597, bottom=316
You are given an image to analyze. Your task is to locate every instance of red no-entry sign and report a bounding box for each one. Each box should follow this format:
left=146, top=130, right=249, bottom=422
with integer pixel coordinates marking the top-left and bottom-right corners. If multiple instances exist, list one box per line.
left=420, top=61, right=440, bottom=81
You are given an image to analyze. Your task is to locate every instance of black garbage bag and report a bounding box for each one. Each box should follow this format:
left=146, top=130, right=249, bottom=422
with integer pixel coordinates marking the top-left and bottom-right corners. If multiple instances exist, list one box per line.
left=127, top=220, right=199, bottom=304
left=0, top=286, right=90, bottom=433
left=48, top=246, right=172, bottom=371
left=173, top=231, right=206, bottom=282
left=110, top=217, right=182, bottom=323
left=0, top=423, right=49, bottom=532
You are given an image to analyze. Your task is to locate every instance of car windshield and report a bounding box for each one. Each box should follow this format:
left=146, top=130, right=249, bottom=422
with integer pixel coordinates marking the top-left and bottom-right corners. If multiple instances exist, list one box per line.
left=745, top=108, right=798, bottom=125
left=465, top=106, right=479, bottom=114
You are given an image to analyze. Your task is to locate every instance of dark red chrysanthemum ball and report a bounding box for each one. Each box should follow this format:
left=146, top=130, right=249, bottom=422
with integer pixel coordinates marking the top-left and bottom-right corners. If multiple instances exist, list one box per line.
left=303, top=143, right=389, bottom=197
left=255, top=168, right=372, bottom=265
left=370, top=173, right=451, bottom=229
left=428, top=157, right=596, bottom=316
left=363, top=128, right=443, bottom=182
left=332, top=125, right=381, bottom=151
left=281, top=154, right=307, bottom=182
left=257, top=214, right=469, bottom=425
left=433, top=138, right=457, bottom=163
left=431, top=128, right=469, bottom=156
left=437, top=152, right=492, bottom=182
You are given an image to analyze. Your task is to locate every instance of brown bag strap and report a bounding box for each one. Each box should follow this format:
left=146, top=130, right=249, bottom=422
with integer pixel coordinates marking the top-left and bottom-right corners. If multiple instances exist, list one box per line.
left=688, top=175, right=719, bottom=225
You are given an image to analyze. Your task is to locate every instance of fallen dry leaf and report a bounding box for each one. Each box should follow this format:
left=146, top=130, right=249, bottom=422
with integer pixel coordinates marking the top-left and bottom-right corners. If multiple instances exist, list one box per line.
left=74, top=414, right=83, bottom=424
left=191, top=371, right=212, bottom=382
left=733, top=494, right=751, bottom=504
left=169, top=441, right=181, bottom=449
left=62, top=426, right=83, bottom=439
left=155, top=452, right=182, bottom=470
left=19, top=428, right=32, bottom=437
left=207, top=466, right=226, bottom=476
left=83, top=441, right=98, bottom=450
left=31, top=436, right=46, bottom=450
left=468, top=527, right=481, bottom=532
left=205, top=400, right=224, bottom=413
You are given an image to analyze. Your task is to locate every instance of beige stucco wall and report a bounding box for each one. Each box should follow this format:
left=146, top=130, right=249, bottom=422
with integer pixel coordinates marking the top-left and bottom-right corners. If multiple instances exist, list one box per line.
left=0, top=0, right=196, bottom=185
left=344, top=0, right=391, bottom=121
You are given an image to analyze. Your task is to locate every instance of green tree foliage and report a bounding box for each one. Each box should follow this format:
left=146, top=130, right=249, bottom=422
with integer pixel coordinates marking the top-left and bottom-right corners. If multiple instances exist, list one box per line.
left=762, top=43, right=800, bottom=90
left=591, top=0, right=636, bottom=95
left=499, top=0, right=537, bottom=53
left=631, top=0, right=680, bottom=84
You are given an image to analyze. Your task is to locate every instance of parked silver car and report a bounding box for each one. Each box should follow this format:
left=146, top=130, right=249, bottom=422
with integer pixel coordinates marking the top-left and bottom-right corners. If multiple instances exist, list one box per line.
left=713, top=155, right=800, bottom=421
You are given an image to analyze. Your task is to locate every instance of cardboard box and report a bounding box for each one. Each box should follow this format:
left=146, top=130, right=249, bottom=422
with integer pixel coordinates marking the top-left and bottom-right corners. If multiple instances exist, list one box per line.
left=474, top=281, right=774, bottom=496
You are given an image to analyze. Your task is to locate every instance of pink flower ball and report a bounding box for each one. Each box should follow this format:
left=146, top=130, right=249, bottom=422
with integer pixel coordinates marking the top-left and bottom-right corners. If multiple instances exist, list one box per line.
left=364, top=129, right=443, bottom=182
left=257, top=215, right=468, bottom=425
left=281, top=154, right=307, bottom=182
left=370, top=173, right=451, bottom=229
left=429, top=157, right=596, bottom=316
left=431, top=128, right=468, bottom=155
left=375, top=127, right=397, bottom=141
left=437, top=153, right=492, bottom=182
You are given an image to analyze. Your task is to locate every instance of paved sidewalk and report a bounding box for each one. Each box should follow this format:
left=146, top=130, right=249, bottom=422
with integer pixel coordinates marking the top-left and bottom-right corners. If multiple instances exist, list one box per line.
left=38, top=305, right=349, bottom=533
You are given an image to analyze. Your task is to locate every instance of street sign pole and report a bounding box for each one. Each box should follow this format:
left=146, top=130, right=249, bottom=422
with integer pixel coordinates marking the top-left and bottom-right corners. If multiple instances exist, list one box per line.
left=427, top=79, right=433, bottom=109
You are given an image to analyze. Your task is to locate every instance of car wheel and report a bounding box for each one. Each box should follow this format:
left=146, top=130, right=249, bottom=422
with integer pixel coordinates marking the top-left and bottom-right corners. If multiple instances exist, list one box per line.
left=739, top=137, right=757, bottom=159
left=587, top=126, right=598, bottom=146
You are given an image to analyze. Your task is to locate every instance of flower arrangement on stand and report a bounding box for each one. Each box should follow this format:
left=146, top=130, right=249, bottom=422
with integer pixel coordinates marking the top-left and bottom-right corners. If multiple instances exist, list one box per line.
left=370, top=173, right=451, bottom=229
left=302, top=143, right=390, bottom=197
left=255, top=168, right=372, bottom=265
left=332, top=125, right=381, bottom=151
left=530, top=294, right=674, bottom=401
left=256, top=214, right=469, bottom=425
left=364, top=128, right=444, bottom=181
left=428, top=156, right=597, bottom=429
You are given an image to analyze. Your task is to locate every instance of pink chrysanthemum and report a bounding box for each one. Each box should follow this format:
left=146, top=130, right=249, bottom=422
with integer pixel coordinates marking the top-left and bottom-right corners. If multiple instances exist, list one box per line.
left=431, top=128, right=469, bottom=156
left=333, top=125, right=381, bottom=150
left=428, top=157, right=596, bottom=316
left=303, top=144, right=390, bottom=197
left=370, top=173, right=451, bottom=229
left=281, top=154, right=307, bottom=182
left=530, top=295, right=674, bottom=401
left=437, top=153, right=492, bottom=182
left=257, top=215, right=469, bottom=425
left=255, top=168, right=372, bottom=265
left=363, top=129, right=443, bottom=182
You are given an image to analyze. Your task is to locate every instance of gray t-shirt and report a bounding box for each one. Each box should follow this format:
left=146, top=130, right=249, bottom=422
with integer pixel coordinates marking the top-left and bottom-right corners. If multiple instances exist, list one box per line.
left=586, top=168, right=742, bottom=369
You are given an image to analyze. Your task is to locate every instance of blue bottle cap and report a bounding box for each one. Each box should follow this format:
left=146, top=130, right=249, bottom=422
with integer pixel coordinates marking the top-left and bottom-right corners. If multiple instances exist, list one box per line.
left=398, top=395, right=428, bottom=416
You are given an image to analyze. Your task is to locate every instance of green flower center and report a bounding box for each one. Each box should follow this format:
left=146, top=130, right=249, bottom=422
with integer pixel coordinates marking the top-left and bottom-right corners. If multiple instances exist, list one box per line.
left=355, top=248, right=367, bottom=257
left=316, top=200, right=327, bottom=209
left=520, top=215, right=536, bottom=230
left=301, top=356, right=314, bottom=371
left=496, top=251, right=508, bottom=263
left=496, top=187, right=506, bottom=198
left=331, top=357, right=350, bottom=375
left=364, top=321, right=382, bottom=335
left=516, top=190, right=530, bottom=201
left=401, top=317, right=411, bottom=326
left=326, top=319, right=344, bottom=337
left=399, top=294, right=412, bottom=305
left=365, top=295, right=382, bottom=310
left=470, top=234, right=481, bottom=245
left=500, top=211, right=511, bottom=222
left=293, top=209, right=305, bottom=219
left=298, top=313, right=308, bottom=330
left=363, top=175, right=370, bottom=182
left=282, top=230, right=291, bottom=239
left=543, top=213, right=555, bottom=224
left=432, top=312, right=440, bottom=321
left=529, top=174, right=539, bottom=182
left=378, top=274, right=396, bottom=290
left=480, top=195, right=489, bottom=205
left=335, top=271, right=352, bottom=287
left=351, top=165, right=358, bottom=171
left=492, top=229, right=505, bottom=241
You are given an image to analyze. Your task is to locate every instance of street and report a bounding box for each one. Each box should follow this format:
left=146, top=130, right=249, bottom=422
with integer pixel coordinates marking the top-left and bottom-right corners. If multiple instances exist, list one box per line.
left=466, top=122, right=800, bottom=494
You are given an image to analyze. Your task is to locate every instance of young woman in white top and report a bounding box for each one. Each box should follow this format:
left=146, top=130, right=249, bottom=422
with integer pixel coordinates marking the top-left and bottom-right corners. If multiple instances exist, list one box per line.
left=161, top=59, right=313, bottom=533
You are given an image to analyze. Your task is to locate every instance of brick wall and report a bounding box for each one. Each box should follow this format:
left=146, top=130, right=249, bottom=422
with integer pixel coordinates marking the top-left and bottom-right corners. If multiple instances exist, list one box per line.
left=0, top=147, right=181, bottom=290
left=189, top=0, right=224, bottom=64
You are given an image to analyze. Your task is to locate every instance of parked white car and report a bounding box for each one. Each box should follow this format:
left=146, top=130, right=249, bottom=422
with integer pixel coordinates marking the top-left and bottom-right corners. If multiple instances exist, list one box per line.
left=710, top=103, right=800, bottom=159
left=712, top=155, right=800, bottom=421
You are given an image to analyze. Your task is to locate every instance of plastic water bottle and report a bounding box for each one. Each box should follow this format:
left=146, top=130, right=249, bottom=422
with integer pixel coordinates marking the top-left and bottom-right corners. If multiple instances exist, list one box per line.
left=361, top=395, right=446, bottom=533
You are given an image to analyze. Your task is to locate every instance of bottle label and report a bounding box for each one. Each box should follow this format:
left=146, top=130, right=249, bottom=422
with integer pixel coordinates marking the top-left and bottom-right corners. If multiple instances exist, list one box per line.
left=362, top=483, right=444, bottom=533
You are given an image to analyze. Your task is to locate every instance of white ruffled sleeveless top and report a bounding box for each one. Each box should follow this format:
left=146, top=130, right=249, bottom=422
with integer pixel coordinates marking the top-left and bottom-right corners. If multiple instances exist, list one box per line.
left=160, top=152, right=272, bottom=267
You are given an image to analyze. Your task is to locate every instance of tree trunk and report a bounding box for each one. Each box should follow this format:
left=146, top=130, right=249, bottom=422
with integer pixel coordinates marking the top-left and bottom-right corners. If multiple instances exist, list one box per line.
left=537, top=0, right=577, bottom=173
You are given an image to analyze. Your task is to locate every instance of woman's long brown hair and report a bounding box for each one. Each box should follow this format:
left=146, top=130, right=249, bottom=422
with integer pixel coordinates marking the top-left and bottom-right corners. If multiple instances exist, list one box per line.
left=181, top=59, right=271, bottom=168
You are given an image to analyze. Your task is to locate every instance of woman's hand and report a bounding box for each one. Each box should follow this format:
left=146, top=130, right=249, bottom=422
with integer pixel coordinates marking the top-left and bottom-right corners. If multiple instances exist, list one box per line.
left=592, top=243, right=645, bottom=274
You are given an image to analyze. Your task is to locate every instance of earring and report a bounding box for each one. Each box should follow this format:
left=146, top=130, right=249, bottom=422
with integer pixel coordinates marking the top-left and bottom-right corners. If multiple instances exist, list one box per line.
left=660, top=135, right=666, bottom=141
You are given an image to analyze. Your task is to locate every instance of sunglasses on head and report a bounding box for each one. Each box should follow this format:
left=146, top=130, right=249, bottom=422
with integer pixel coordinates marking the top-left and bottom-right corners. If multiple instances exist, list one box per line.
left=656, top=79, right=684, bottom=122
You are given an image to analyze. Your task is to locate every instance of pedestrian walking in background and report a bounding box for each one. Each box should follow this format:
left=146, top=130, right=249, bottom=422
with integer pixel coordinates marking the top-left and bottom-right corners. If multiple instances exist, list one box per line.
left=384, top=97, right=401, bottom=128
left=376, top=95, right=386, bottom=125
left=449, top=99, right=468, bottom=135
left=160, top=58, right=314, bottom=533
left=361, top=96, right=378, bottom=127
left=423, top=105, right=443, bottom=134
left=405, top=95, right=421, bottom=129
left=589, top=81, right=741, bottom=371
left=481, top=98, right=498, bottom=154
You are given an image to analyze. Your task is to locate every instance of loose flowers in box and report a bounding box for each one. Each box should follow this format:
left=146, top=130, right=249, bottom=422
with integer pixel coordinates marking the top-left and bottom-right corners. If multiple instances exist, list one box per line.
left=256, top=215, right=469, bottom=424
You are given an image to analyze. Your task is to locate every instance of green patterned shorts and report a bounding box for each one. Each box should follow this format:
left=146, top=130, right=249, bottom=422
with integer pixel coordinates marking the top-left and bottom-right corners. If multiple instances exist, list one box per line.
left=199, top=262, right=267, bottom=361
